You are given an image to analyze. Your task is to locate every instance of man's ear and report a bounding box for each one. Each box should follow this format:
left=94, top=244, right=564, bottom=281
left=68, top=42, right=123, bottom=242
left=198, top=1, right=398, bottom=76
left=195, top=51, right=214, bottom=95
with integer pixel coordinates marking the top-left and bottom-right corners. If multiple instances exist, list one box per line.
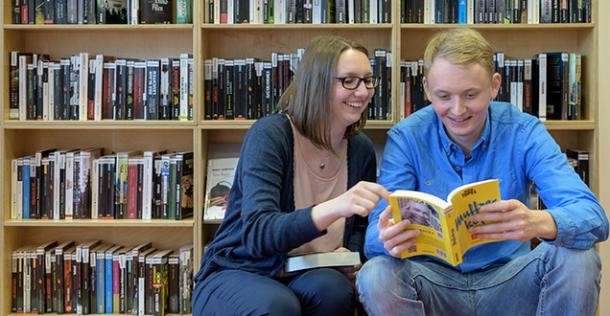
left=490, top=72, right=502, bottom=99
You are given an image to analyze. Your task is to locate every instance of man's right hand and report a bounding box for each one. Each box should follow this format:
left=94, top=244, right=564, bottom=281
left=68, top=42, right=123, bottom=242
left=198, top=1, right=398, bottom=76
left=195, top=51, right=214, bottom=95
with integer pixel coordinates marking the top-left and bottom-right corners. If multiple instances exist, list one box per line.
left=377, top=206, right=421, bottom=258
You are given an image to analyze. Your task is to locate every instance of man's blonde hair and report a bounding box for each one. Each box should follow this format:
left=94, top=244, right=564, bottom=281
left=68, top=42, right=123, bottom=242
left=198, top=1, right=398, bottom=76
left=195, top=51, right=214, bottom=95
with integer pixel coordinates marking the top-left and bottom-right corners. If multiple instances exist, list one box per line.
left=424, top=28, right=494, bottom=78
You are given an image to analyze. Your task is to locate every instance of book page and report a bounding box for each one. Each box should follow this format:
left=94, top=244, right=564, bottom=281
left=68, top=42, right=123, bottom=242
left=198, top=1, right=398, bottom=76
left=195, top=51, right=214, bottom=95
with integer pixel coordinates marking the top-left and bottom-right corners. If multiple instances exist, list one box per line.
left=389, top=192, right=453, bottom=263
left=445, top=179, right=501, bottom=264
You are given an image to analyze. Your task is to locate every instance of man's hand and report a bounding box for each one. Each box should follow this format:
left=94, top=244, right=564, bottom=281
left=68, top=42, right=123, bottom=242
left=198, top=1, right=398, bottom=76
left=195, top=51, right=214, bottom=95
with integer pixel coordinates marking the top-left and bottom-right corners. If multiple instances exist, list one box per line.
left=377, top=206, right=420, bottom=258
left=470, top=199, right=558, bottom=241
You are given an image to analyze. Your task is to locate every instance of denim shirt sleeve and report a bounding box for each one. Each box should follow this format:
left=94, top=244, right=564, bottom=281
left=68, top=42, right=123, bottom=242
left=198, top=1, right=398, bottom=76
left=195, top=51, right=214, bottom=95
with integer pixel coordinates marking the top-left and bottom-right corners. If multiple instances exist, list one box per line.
left=522, top=119, right=609, bottom=249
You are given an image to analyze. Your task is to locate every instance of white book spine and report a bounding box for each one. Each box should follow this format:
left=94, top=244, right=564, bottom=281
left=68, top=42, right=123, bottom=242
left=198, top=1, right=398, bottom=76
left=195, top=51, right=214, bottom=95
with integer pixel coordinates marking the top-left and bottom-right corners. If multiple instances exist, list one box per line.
left=65, top=152, right=74, bottom=219
left=538, top=53, right=547, bottom=121
left=19, top=55, right=27, bottom=121
left=94, top=54, right=104, bottom=121
left=11, top=159, right=18, bottom=219
left=180, top=54, right=189, bottom=120
left=143, top=152, right=153, bottom=220
left=79, top=52, right=89, bottom=121
left=91, top=158, right=99, bottom=219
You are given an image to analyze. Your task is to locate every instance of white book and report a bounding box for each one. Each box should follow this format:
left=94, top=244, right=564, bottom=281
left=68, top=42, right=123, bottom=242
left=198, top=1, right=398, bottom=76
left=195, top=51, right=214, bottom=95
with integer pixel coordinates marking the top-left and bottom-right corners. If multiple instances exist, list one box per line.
left=78, top=52, right=89, bottom=121
left=48, top=62, right=56, bottom=121
left=285, top=252, right=361, bottom=273
left=312, top=0, right=321, bottom=23
left=180, top=53, right=190, bottom=120
left=11, top=159, right=19, bottom=219
left=65, top=151, right=75, bottom=219
left=94, top=54, right=104, bottom=121
left=538, top=53, right=547, bottom=121
left=18, top=55, right=28, bottom=121
left=369, top=0, right=379, bottom=24
left=204, top=157, right=239, bottom=221
left=143, top=150, right=166, bottom=220
left=228, top=0, right=234, bottom=23
left=91, top=158, right=99, bottom=219
left=214, top=0, right=221, bottom=24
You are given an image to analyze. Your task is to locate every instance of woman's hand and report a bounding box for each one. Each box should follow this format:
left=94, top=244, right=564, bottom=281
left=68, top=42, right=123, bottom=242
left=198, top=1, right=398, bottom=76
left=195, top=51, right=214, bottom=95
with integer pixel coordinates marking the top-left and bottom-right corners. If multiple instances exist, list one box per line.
left=311, top=181, right=390, bottom=231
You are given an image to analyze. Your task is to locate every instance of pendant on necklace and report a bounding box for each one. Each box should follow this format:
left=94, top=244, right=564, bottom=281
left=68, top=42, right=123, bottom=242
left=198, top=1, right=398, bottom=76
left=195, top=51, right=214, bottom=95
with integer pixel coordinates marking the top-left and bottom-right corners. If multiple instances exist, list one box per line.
left=319, top=163, right=326, bottom=170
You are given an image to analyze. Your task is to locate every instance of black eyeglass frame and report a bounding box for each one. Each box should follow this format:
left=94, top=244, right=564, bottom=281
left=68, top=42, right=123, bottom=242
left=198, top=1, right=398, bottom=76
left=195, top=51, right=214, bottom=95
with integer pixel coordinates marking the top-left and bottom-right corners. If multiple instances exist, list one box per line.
left=335, top=76, right=380, bottom=90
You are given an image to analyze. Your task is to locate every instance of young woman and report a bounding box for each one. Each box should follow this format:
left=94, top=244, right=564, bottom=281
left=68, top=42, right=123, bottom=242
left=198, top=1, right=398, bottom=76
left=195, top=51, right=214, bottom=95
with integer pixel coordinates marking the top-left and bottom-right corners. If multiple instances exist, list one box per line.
left=193, top=35, right=389, bottom=315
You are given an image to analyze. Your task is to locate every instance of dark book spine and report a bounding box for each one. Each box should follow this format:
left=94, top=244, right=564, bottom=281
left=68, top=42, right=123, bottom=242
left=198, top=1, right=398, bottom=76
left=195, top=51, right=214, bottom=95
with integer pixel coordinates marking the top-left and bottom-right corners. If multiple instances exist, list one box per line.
left=233, top=59, right=246, bottom=119
left=102, top=62, right=116, bottom=119
left=140, top=0, right=173, bottom=23
left=223, top=60, right=235, bottom=119
left=146, top=60, right=161, bottom=120
left=114, top=59, right=128, bottom=120
left=159, top=58, right=171, bottom=120
left=134, top=62, right=146, bottom=119
left=125, top=60, right=135, bottom=120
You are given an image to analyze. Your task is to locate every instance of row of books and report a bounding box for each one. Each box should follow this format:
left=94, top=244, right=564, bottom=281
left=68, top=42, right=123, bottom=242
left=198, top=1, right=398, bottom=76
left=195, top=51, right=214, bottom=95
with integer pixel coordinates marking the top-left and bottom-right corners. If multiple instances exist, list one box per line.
left=399, top=51, right=583, bottom=121
left=531, top=148, right=589, bottom=209
left=401, top=0, right=592, bottom=24
left=203, top=0, right=591, bottom=24
left=9, top=52, right=194, bottom=121
left=10, top=149, right=194, bottom=221
left=11, top=241, right=193, bottom=315
left=204, top=0, right=392, bottom=24
left=12, top=0, right=192, bottom=25
left=203, top=48, right=393, bottom=121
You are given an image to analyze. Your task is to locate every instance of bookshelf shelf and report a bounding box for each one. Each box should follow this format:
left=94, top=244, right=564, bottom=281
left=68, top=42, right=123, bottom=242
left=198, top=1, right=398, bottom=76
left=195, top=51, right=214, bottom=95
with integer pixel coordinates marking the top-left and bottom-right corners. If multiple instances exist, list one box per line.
left=201, top=23, right=394, bottom=30
left=4, top=218, right=195, bottom=227
left=400, top=23, right=595, bottom=30
left=3, top=24, right=194, bottom=31
left=2, top=121, right=197, bottom=129
left=544, top=120, right=596, bottom=130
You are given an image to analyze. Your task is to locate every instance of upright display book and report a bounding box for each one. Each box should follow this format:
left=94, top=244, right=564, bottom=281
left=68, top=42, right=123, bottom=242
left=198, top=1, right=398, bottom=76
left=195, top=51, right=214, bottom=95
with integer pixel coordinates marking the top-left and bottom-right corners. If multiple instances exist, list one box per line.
left=285, top=252, right=361, bottom=273
left=389, top=179, right=501, bottom=266
left=203, top=157, right=239, bottom=221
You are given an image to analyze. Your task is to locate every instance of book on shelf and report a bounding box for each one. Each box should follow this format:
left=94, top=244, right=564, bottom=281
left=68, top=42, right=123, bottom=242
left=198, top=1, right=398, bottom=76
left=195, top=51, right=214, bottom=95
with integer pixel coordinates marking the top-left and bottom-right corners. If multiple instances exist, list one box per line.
left=566, top=148, right=589, bottom=187
left=285, top=251, right=361, bottom=273
left=389, top=179, right=501, bottom=267
left=140, top=0, right=173, bottom=24
left=204, top=157, right=239, bottom=221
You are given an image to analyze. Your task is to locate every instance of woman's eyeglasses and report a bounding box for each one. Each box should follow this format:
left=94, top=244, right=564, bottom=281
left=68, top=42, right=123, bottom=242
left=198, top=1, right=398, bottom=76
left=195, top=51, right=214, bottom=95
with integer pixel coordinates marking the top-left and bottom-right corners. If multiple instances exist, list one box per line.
left=335, top=76, right=379, bottom=90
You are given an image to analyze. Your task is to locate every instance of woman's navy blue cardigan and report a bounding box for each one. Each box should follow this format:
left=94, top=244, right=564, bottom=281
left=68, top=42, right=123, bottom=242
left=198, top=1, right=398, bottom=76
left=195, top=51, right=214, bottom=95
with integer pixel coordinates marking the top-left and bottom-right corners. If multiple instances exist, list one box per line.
left=195, top=113, right=377, bottom=283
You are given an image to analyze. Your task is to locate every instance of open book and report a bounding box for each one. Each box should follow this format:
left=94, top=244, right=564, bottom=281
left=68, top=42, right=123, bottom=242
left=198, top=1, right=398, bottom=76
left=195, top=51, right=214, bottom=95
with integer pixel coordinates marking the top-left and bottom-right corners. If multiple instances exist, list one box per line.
left=389, top=179, right=501, bottom=266
left=285, top=252, right=361, bottom=273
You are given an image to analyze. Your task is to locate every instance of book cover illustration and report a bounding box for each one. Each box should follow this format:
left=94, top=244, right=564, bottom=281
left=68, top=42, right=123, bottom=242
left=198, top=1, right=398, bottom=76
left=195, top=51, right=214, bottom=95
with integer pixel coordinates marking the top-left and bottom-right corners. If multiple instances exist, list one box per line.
left=203, top=157, right=238, bottom=221
left=389, top=179, right=501, bottom=266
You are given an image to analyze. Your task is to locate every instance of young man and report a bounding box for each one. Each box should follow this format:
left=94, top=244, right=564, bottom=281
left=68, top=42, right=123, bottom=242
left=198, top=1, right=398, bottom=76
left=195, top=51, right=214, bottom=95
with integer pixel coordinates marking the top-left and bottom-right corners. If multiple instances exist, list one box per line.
left=356, top=28, right=608, bottom=315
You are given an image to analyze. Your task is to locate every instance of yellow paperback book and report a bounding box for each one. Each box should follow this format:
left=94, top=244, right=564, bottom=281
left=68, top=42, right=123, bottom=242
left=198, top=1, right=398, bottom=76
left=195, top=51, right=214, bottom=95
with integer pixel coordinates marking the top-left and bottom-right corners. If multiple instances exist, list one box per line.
left=389, top=179, right=501, bottom=266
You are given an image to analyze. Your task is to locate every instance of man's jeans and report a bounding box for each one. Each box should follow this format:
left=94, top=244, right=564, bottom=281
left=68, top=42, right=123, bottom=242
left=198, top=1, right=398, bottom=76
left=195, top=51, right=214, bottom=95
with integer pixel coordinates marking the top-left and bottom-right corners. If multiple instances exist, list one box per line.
left=356, top=242, right=601, bottom=316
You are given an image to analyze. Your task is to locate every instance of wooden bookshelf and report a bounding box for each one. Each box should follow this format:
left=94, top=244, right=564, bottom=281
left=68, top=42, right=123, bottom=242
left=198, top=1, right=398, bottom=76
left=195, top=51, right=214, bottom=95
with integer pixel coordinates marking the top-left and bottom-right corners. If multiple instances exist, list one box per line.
left=0, top=0, right=602, bottom=314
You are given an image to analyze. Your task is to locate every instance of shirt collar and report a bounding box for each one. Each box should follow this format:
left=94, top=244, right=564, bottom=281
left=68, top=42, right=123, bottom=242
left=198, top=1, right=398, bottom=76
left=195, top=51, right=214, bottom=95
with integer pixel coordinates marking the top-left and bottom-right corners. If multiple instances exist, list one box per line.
left=436, top=108, right=492, bottom=156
